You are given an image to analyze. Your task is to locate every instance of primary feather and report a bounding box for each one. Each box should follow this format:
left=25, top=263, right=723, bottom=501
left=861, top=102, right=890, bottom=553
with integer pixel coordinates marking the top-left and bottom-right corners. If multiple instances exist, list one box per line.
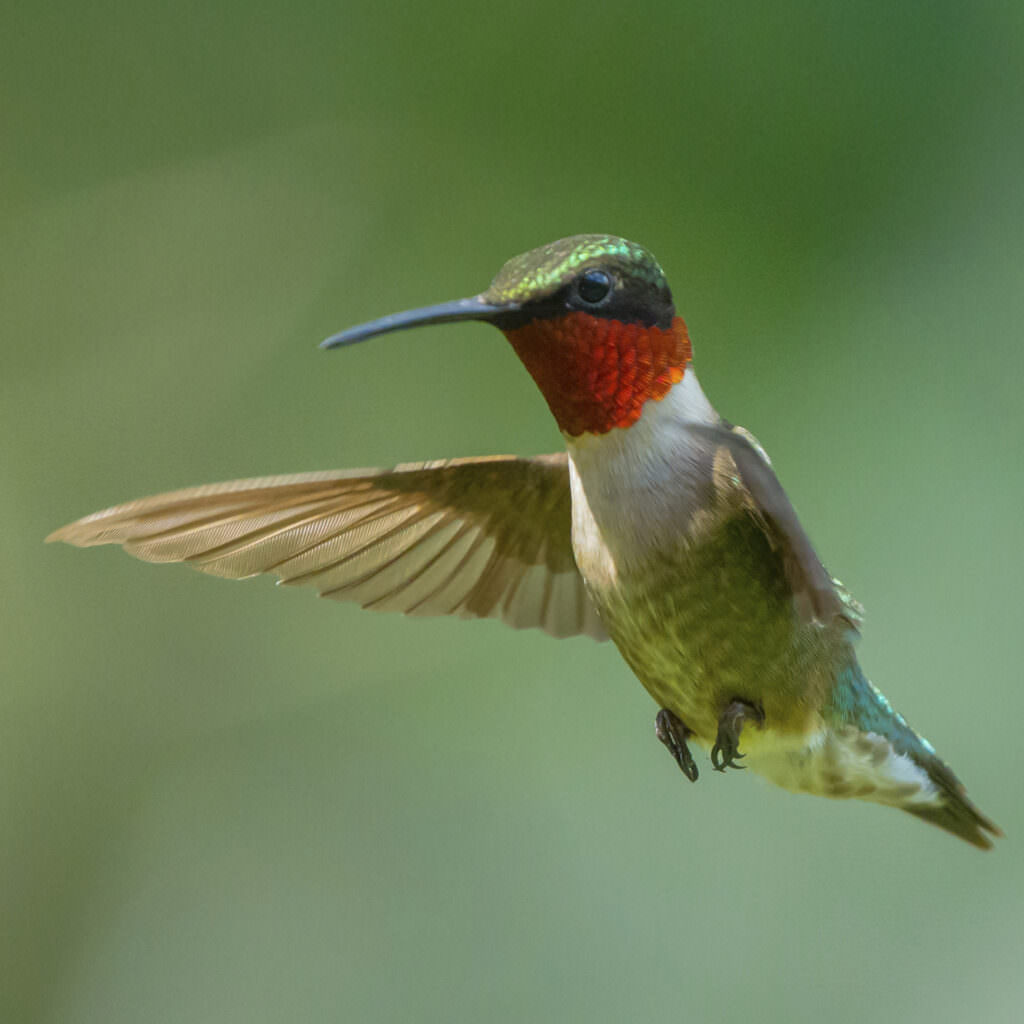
left=48, top=455, right=607, bottom=641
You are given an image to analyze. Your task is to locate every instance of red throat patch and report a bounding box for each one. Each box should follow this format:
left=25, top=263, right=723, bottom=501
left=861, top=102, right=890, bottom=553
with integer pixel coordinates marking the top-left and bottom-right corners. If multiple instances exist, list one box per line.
left=502, top=313, right=692, bottom=437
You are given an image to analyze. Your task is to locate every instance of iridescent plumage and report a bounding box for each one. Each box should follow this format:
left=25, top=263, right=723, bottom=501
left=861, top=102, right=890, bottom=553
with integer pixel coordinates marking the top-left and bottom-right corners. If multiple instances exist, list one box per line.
left=48, top=235, right=1001, bottom=848
left=483, top=234, right=665, bottom=305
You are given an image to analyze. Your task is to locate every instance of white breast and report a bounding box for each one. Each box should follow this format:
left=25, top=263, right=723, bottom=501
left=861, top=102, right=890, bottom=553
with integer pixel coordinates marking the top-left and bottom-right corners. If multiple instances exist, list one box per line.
left=565, top=371, right=725, bottom=584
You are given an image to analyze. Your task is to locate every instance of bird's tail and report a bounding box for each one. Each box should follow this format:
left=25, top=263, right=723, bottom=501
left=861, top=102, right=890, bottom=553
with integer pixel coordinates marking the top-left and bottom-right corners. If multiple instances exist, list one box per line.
left=901, top=762, right=1003, bottom=850
left=828, top=663, right=1002, bottom=850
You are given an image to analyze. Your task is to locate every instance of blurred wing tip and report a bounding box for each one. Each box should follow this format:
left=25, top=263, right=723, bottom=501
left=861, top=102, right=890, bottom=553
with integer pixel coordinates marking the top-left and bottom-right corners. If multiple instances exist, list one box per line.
left=45, top=522, right=88, bottom=546
left=46, top=516, right=125, bottom=548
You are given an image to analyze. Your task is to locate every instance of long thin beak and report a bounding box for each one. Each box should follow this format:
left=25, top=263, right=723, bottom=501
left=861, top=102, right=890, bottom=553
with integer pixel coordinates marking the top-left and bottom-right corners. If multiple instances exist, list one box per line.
left=320, top=295, right=516, bottom=350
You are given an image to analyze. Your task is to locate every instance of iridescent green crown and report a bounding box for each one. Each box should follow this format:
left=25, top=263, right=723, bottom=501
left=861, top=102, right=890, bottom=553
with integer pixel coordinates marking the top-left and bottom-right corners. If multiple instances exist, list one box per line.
left=482, top=234, right=667, bottom=305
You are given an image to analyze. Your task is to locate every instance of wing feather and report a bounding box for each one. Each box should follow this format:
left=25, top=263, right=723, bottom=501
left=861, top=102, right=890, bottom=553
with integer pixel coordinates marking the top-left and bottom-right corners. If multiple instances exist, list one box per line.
left=48, top=455, right=608, bottom=641
left=692, top=423, right=856, bottom=629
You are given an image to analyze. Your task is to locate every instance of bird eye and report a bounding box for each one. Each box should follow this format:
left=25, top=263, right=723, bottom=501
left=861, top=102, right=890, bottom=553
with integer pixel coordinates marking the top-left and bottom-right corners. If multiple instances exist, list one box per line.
left=576, top=269, right=612, bottom=305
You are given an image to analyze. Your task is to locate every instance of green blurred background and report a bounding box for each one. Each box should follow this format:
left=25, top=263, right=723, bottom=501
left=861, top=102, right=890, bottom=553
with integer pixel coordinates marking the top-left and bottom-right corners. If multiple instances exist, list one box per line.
left=4, top=1, right=1023, bottom=1021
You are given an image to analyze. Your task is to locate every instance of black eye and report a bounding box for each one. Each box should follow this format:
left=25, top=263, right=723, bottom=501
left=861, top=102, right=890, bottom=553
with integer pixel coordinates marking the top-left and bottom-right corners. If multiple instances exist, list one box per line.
left=576, top=269, right=612, bottom=305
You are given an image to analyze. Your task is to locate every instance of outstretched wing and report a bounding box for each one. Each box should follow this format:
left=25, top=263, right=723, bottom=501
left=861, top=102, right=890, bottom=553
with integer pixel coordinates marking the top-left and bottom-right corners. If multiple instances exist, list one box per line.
left=48, top=453, right=608, bottom=640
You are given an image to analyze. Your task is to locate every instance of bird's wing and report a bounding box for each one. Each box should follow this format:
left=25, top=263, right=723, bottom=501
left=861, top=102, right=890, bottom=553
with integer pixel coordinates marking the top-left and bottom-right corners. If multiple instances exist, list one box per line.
left=694, top=423, right=856, bottom=629
left=47, top=453, right=608, bottom=640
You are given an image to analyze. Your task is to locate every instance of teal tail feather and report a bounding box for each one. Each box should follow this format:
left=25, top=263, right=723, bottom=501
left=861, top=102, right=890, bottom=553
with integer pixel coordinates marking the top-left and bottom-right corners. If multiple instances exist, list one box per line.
left=828, top=662, right=1003, bottom=850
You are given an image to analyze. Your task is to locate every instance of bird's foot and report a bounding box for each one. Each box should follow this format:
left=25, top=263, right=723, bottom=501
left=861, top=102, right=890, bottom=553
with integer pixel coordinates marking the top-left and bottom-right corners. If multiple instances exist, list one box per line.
left=655, top=708, right=699, bottom=782
left=711, top=700, right=765, bottom=772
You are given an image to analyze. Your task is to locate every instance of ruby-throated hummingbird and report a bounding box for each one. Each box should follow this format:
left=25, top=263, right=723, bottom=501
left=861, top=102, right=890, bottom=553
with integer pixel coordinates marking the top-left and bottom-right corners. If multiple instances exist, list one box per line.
left=49, top=234, right=1001, bottom=848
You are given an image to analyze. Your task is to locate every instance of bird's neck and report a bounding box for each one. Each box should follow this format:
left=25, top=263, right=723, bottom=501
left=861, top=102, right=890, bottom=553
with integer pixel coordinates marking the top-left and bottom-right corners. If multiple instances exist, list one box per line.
left=567, top=367, right=721, bottom=493
left=563, top=368, right=725, bottom=575
left=501, top=314, right=692, bottom=437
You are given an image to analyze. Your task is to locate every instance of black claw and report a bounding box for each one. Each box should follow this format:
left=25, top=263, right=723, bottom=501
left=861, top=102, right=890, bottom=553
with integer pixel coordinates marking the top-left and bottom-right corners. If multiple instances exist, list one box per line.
left=711, top=700, right=764, bottom=773
left=655, top=708, right=699, bottom=782
left=710, top=744, right=745, bottom=772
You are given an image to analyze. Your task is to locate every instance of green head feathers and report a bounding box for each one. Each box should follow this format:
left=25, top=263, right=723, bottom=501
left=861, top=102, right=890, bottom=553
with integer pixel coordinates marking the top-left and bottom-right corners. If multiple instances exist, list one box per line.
left=482, top=234, right=668, bottom=306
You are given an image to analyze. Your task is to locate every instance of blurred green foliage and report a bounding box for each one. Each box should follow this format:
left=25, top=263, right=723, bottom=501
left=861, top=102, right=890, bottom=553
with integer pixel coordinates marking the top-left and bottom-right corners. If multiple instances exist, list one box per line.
left=3, top=2, right=1023, bottom=1021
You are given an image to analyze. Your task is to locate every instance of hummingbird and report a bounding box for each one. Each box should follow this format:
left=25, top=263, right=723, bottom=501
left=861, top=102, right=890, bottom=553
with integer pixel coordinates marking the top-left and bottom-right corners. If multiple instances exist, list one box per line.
left=49, top=234, right=1001, bottom=849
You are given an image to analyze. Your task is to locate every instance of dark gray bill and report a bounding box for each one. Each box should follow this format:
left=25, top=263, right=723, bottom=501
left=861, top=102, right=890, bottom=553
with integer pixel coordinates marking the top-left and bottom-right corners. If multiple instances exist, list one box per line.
left=320, top=296, right=515, bottom=349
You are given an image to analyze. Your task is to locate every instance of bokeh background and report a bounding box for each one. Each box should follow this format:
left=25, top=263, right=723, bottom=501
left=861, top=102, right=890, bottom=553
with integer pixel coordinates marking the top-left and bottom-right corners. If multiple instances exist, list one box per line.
left=4, top=2, right=1023, bottom=1021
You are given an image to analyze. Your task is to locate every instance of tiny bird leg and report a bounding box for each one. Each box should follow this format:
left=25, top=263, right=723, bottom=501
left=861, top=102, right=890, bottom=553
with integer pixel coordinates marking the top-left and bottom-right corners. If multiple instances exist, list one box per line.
left=655, top=708, right=699, bottom=782
left=711, top=700, right=765, bottom=772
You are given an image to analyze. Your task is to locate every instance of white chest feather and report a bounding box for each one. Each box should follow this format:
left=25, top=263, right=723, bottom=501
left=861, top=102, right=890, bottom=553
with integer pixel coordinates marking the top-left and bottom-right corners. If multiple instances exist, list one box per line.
left=565, top=371, right=726, bottom=585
